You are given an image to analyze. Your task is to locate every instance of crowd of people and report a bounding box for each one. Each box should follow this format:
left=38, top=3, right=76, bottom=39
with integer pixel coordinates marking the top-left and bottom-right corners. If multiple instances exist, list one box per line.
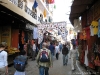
left=0, top=38, right=79, bottom=75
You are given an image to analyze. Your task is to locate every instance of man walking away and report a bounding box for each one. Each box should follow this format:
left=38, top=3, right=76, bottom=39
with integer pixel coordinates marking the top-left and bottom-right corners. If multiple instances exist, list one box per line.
left=36, top=43, right=53, bottom=75
left=48, top=42, right=55, bottom=61
left=62, top=44, right=69, bottom=66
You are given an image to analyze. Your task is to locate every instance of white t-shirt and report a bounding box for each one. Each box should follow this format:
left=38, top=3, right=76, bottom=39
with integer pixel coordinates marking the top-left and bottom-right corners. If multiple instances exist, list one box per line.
left=0, top=50, right=8, bottom=68
left=70, top=48, right=78, bottom=58
left=32, top=44, right=36, bottom=51
left=55, top=46, right=60, bottom=54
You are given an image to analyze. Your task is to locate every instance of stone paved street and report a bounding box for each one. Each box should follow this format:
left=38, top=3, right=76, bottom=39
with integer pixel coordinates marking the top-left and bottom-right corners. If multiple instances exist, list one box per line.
left=8, top=52, right=90, bottom=75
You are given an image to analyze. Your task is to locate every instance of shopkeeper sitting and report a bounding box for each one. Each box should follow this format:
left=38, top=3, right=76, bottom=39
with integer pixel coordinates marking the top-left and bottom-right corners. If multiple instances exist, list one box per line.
left=0, top=44, right=8, bottom=75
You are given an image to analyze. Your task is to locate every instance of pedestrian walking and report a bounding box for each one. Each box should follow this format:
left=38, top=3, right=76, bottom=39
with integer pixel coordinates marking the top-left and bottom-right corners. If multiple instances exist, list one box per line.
left=36, top=43, right=53, bottom=75
left=0, top=44, right=8, bottom=75
left=69, top=45, right=78, bottom=71
left=32, top=41, right=36, bottom=61
left=62, top=44, right=69, bottom=66
left=14, top=50, right=28, bottom=75
left=55, top=43, right=60, bottom=60
left=59, top=41, right=63, bottom=51
left=48, top=42, right=55, bottom=61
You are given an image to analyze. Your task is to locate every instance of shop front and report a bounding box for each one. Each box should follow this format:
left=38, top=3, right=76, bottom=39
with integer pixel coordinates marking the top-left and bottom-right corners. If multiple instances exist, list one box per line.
left=0, top=1, right=37, bottom=65
left=70, top=0, right=100, bottom=74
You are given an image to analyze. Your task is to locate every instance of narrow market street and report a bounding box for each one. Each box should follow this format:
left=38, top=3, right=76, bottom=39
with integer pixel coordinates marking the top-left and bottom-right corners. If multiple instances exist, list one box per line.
left=8, top=52, right=90, bottom=75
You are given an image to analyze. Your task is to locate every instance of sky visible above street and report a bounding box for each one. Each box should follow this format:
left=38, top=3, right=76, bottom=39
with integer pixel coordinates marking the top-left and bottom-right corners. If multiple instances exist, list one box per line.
left=53, top=0, right=72, bottom=25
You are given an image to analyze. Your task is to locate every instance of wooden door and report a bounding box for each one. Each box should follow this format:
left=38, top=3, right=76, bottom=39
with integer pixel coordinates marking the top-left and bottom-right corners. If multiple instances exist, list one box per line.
left=11, top=29, right=19, bottom=48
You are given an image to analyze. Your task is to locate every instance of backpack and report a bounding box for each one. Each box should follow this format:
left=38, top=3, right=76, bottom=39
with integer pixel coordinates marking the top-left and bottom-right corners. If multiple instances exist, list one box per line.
left=39, top=49, right=50, bottom=62
left=13, top=55, right=27, bottom=72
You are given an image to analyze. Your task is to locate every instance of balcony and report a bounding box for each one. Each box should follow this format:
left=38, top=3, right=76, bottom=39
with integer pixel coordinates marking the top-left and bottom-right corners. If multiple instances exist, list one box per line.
left=0, top=0, right=40, bottom=25
left=29, top=0, right=52, bottom=18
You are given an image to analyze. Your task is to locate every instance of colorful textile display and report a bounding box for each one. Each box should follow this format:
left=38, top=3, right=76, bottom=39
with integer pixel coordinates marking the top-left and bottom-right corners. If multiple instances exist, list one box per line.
left=91, top=21, right=98, bottom=35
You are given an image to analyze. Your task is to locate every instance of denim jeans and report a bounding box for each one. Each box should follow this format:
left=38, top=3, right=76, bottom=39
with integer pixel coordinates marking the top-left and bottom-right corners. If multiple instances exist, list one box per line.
left=63, top=54, right=68, bottom=65
left=39, top=66, right=49, bottom=75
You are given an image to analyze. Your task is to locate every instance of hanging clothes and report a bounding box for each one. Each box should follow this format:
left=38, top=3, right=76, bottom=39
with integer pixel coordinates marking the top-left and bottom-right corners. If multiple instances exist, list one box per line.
left=79, top=32, right=83, bottom=40
left=91, top=21, right=98, bottom=35
left=85, top=27, right=90, bottom=39
left=82, top=29, right=86, bottom=40
left=33, top=27, right=38, bottom=39
left=84, top=45, right=89, bottom=66
left=90, top=25, right=94, bottom=36
left=98, top=19, right=100, bottom=38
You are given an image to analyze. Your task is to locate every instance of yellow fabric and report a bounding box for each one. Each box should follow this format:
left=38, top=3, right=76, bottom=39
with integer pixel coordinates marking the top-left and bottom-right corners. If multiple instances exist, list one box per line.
left=43, top=9, right=46, bottom=17
left=91, top=21, right=98, bottom=35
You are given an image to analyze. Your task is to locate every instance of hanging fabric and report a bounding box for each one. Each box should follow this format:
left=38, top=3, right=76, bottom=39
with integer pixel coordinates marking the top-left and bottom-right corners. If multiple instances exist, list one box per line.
left=82, top=29, right=86, bottom=40
left=90, top=25, right=94, bottom=36
left=91, top=21, right=98, bottom=35
left=43, top=9, right=46, bottom=17
left=32, top=0, right=38, bottom=9
left=85, top=27, right=90, bottom=39
left=79, top=32, right=83, bottom=40
left=47, top=0, right=54, bottom=4
left=98, top=19, right=100, bottom=38
left=84, top=45, right=89, bottom=66
left=33, top=27, right=38, bottom=39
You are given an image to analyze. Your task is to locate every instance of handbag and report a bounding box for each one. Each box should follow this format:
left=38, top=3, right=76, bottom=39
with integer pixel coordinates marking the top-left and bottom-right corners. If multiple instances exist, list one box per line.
left=94, top=56, right=100, bottom=66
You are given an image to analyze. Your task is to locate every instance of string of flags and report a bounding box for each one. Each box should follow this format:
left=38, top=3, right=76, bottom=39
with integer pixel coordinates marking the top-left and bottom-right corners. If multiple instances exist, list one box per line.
left=38, top=22, right=68, bottom=44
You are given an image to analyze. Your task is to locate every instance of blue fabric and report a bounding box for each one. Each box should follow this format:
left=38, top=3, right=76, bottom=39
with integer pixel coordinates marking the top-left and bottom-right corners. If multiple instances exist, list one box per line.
left=39, top=66, right=49, bottom=75
left=98, top=19, right=100, bottom=38
left=49, top=45, right=55, bottom=54
left=33, top=0, right=38, bottom=9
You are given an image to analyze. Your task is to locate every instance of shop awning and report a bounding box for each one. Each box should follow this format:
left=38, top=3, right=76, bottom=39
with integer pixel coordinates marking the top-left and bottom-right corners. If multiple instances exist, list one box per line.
left=69, top=0, right=98, bottom=25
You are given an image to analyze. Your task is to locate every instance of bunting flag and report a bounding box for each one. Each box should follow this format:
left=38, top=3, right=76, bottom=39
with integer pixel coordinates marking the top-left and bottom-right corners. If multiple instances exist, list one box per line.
left=48, top=0, right=54, bottom=4
left=43, top=9, right=46, bottom=17
left=33, top=0, right=38, bottom=9
left=54, top=4, right=56, bottom=9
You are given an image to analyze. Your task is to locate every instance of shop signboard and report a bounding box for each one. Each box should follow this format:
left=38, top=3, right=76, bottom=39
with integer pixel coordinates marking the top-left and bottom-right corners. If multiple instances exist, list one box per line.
left=1, top=26, right=11, bottom=47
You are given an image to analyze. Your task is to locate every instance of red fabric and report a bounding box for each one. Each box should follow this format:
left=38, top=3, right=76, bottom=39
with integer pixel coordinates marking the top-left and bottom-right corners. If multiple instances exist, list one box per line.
left=82, top=29, right=86, bottom=40
left=85, top=27, right=90, bottom=39
left=48, top=0, right=54, bottom=4
left=79, top=32, right=83, bottom=40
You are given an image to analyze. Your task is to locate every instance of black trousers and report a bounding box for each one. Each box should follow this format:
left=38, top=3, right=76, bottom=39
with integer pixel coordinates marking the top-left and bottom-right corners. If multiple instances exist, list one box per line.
left=56, top=53, right=59, bottom=60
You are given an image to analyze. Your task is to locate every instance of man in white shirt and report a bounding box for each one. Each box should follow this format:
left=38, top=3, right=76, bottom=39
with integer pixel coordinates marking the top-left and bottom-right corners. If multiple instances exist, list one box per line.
left=32, top=42, right=36, bottom=61
left=70, top=45, right=78, bottom=71
left=0, top=44, right=8, bottom=75
left=55, top=43, right=60, bottom=60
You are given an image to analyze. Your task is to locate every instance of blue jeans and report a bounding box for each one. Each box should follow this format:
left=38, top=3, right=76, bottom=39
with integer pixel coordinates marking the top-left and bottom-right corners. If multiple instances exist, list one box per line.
left=51, top=53, right=54, bottom=61
left=39, top=66, right=49, bottom=75
left=63, top=55, right=68, bottom=65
